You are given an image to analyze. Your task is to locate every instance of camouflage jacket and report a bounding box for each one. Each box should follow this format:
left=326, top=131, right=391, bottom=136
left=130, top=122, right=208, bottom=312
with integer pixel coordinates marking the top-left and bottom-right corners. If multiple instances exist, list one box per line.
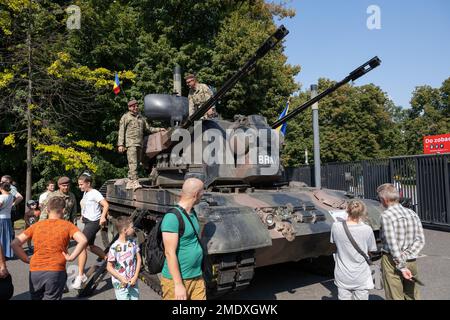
left=40, top=190, right=77, bottom=221
left=188, top=83, right=213, bottom=116
left=118, top=111, right=161, bottom=147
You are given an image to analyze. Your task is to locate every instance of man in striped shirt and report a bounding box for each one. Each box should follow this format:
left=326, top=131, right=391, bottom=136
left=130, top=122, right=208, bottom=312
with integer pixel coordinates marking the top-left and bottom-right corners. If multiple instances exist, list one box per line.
left=377, top=183, right=425, bottom=300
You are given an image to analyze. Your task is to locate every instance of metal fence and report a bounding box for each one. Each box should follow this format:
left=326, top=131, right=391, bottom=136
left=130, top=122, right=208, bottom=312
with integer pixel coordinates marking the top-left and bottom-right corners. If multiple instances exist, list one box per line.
left=286, top=154, right=450, bottom=230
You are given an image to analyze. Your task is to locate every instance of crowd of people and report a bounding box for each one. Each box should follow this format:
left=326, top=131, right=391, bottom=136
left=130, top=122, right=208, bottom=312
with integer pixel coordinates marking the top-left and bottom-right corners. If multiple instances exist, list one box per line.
left=0, top=173, right=114, bottom=300
left=0, top=174, right=426, bottom=301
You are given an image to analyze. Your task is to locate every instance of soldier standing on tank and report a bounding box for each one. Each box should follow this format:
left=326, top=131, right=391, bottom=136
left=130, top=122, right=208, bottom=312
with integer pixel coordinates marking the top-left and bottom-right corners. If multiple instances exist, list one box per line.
left=118, top=98, right=166, bottom=190
left=40, top=176, right=77, bottom=223
left=185, top=74, right=218, bottom=120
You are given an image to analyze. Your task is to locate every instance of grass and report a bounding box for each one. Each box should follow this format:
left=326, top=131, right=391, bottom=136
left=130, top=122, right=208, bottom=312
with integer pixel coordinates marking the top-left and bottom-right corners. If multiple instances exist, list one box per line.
left=14, top=219, right=25, bottom=230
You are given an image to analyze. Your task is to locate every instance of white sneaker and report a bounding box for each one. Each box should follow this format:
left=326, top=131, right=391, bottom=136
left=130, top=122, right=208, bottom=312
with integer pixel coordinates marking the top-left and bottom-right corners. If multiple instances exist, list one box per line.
left=72, top=274, right=88, bottom=289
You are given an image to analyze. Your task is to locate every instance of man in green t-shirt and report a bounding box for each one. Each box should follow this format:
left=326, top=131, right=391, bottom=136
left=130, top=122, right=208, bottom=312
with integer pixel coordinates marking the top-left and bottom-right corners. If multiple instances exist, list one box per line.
left=160, top=178, right=205, bottom=300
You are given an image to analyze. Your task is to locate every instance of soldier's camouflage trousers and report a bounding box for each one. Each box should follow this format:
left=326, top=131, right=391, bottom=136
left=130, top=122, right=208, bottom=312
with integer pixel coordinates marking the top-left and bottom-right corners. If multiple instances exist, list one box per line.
left=127, top=146, right=142, bottom=181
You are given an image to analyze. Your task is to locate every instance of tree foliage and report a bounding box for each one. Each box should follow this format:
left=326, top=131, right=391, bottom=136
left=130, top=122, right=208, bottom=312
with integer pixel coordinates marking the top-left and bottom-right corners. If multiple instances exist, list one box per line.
left=403, top=78, right=450, bottom=154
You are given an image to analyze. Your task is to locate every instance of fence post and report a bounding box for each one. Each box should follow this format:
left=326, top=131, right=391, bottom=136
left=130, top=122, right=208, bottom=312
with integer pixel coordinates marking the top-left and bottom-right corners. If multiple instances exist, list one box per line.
left=445, top=155, right=450, bottom=225
left=389, top=158, right=395, bottom=183
left=362, top=160, right=368, bottom=199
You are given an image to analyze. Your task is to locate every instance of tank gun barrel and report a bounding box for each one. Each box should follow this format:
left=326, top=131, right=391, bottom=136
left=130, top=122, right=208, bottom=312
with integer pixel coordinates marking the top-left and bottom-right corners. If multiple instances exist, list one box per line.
left=271, top=56, right=381, bottom=129
left=183, top=25, right=289, bottom=129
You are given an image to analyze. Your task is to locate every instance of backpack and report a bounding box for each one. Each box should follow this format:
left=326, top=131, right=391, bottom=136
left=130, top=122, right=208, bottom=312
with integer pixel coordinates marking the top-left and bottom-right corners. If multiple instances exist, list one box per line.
left=145, top=207, right=185, bottom=274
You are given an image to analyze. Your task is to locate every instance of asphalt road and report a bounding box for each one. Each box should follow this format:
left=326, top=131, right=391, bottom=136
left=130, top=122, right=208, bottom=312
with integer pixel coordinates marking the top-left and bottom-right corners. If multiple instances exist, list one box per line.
left=7, top=225, right=450, bottom=300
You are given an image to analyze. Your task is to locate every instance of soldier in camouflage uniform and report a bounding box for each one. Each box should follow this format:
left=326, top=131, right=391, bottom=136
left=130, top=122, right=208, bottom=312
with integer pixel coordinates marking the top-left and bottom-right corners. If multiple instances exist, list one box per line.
left=118, top=99, right=166, bottom=190
left=40, top=176, right=77, bottom=223
left=185, top=74, right=218, bottom=119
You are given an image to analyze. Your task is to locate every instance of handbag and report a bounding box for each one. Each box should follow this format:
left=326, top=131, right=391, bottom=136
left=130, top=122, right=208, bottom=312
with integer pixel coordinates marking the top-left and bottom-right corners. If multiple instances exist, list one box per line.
left=342, top=221, right=383, bottom=290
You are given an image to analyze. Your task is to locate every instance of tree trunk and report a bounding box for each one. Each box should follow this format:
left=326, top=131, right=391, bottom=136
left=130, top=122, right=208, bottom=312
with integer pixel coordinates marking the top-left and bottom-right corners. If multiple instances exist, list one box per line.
left=25, top=0, right=33, bottom=202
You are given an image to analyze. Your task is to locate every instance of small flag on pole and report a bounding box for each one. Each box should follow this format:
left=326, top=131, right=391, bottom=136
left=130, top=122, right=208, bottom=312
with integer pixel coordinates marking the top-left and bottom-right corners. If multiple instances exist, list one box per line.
left=276, top=99, right=290, bottom=136
left=113, top=73, right=120, bottom=95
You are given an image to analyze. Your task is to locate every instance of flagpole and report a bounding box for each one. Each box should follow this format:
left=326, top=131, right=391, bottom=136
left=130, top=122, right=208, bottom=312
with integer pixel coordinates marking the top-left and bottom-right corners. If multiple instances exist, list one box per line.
left=121, top=86, right=128, bottom=100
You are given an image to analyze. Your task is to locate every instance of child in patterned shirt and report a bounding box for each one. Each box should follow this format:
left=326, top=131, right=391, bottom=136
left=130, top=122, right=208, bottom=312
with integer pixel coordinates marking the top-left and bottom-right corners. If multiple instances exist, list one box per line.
left=106, top=216, right=141, bottom=300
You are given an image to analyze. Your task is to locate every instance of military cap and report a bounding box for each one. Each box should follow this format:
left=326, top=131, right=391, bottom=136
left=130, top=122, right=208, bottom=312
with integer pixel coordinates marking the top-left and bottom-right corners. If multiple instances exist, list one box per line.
left=58, top=176, right=71, bottom=185
left=128, top=99, right=138, bottom=107
left=184, top=73, right=196, bottom=81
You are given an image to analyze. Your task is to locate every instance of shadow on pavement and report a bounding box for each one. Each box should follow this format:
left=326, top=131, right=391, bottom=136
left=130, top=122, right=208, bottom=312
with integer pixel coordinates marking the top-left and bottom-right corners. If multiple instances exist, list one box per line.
left=221, top=259, right=335, bottom=300
left=11, top=291, right=30, bottom=300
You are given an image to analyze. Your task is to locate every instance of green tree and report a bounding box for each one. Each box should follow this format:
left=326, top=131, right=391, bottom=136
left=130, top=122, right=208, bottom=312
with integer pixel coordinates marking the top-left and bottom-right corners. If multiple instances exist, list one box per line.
left=403, top=78, right=450, bottom=154
left=281, top=79, right=405, bottom=166
left=0, top=0, right=130, bottom=199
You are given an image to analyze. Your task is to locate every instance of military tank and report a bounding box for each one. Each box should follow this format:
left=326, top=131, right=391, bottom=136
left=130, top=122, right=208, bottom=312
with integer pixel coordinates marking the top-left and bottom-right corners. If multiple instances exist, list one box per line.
left=96, top=25, right=383, bottom=298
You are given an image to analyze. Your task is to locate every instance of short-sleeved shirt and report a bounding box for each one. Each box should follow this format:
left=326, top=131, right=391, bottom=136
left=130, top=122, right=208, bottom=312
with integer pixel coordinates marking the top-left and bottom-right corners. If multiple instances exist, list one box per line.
left=9, top=185, right=18, bottom=198
left=80, top=189, right=104, bottom=221
left=24, top=209, right=40, bottom=226
left=330, top=221, right=377, bottom=290
left=161, top=206, right=203, bottom=280
left=0, top=194, right=14, bottom=219
left=39, top=191, right=49, bottom=205
left=23, top=219, right=80, bottom=272
left=107, top=239, right=140, bottom=289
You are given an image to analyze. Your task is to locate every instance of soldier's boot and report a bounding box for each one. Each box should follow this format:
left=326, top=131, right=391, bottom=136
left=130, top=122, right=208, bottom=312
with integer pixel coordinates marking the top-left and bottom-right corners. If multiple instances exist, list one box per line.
left=132, top=180, right=143, bottom=190
left=126, top=180, right=135, bottom=190
left=126, top=179, right=142, bottom=190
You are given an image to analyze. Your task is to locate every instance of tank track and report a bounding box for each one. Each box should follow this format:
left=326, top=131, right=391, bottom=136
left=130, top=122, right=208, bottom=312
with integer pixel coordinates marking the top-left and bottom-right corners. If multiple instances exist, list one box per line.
left=206, top=250, right=255, bottom=299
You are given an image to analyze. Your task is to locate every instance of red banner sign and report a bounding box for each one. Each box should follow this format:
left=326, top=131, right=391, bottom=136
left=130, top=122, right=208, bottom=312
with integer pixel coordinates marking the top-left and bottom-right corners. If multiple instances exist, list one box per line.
left=423, top=133, right=450, bottom=154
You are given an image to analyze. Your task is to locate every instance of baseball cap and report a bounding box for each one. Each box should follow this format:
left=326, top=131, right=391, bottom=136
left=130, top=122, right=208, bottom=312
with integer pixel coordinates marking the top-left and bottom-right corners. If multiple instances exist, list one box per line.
left=58, top=176, right=70, bottom=185
left=128, top=99, right=138, bottom=107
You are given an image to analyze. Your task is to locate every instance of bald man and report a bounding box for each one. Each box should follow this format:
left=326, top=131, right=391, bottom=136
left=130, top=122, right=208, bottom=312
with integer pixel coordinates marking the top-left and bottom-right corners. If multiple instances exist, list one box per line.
left=160, top=178, right=206, bottom=300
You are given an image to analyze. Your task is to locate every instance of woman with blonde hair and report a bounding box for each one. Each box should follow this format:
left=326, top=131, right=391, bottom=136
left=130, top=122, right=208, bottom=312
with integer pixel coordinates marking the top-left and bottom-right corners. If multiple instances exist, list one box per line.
left=330, top=199, right=377, bottom=300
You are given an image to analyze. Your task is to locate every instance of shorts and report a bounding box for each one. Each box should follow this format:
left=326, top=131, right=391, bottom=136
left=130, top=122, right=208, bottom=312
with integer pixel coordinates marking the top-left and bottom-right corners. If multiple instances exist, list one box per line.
left=161, top=275, right=206, bottom=300
left=29, top=271, right=67, bottom=300
left=114, top=284, right=139, bottom=300
left=82, top=217, right=100, bottom=246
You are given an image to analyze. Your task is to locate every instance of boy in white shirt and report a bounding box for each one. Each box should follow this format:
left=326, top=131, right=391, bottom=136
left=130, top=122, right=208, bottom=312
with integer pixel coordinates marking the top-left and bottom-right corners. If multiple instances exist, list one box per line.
left=106, top=216, right=141, bottom=300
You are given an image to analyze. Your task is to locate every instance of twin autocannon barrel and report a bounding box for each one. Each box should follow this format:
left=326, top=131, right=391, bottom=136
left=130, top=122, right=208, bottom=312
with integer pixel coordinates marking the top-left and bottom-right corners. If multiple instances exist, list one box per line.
left=185, top=22, right=380, bottom=130
left=271, top=56, right=381, bottom=129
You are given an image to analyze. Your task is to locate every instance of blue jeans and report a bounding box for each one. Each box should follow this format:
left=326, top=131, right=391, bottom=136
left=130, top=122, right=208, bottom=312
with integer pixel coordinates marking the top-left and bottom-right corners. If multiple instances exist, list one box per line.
left=114, top=285, right=139, bottom=300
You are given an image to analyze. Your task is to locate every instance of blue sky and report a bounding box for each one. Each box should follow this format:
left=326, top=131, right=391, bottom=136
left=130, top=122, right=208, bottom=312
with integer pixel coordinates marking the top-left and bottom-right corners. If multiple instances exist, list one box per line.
left=278, top=0, right=450, bottom=108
